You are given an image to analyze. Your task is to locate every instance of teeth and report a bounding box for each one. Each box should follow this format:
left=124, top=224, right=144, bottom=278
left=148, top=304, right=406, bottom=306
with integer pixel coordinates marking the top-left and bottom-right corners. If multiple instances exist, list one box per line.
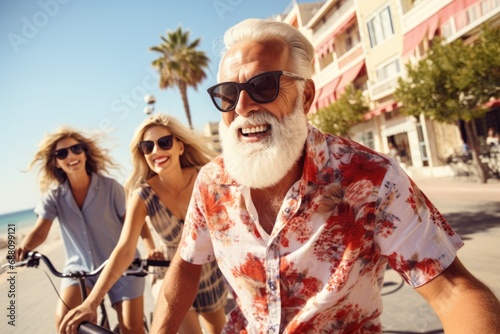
left=241, top=125, right=268, bottom=134
left=68, top=161, right=78, bottom=166
left=154, top=157, right=168, bottom=164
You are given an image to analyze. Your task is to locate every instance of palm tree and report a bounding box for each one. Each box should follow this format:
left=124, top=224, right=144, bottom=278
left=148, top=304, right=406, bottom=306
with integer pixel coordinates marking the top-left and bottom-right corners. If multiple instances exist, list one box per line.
left=150, top=27, right=209, bottom=129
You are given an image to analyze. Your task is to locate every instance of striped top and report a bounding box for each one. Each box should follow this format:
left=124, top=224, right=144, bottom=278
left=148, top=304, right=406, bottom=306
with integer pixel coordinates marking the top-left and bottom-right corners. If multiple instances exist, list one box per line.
left=137, top=183, right=228, bottom=313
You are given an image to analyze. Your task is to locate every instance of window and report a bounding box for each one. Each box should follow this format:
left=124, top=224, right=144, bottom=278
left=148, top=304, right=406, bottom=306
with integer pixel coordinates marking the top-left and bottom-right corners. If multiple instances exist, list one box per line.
left=376, top=59, right=401, bottom=81
left=367, top=6, right=394, bottom=47
left=359, top=131, right=374, bottom=149
left=345, top=26, right=360, bottom=51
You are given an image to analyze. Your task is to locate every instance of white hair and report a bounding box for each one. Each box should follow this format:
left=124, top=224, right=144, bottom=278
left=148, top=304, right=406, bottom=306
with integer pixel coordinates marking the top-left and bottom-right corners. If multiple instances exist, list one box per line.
left=218, top=18, right=315, bottom=80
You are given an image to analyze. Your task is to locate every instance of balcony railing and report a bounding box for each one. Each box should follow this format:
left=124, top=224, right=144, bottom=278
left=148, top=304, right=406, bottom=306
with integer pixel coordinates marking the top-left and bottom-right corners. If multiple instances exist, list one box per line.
left=441, top=0, right=500, bottom=40
left=368, top=76, right=400, bottom=101
left=337, top=44, right=363, bottom=69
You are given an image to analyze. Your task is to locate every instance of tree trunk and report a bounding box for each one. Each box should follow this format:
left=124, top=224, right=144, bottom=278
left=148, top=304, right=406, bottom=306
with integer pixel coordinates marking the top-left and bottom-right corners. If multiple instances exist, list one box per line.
left=464, top=120, right=488, bottom=183
left=179, top=83, right=193, bottom=130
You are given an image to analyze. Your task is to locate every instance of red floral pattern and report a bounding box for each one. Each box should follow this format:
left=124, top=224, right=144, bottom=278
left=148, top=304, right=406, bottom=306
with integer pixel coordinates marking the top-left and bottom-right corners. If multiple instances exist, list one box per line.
left=180, top=125, right=464, bottom=333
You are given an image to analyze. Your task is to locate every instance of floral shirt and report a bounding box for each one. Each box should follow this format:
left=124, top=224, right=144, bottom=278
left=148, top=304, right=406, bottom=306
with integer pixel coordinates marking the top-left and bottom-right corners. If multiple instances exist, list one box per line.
left=180, top=124, right=463, bottom=334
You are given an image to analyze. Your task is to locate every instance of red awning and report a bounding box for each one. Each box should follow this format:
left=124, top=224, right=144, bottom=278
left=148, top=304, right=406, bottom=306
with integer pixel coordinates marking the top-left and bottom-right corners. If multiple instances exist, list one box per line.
left=402, top=0, right=473, bottom=55
left=402, top=15, right=439, bottom=55
left=329, top=11, right=356, bottom=40
left=315, top=12, right=356, bottom=57
left=485, top=98, right=500, bottom=108
left=316, top=76, right=341, bottom=109
left=336, top=61, right=365, bottom=96
left=364, top=100, right=400, bottom=120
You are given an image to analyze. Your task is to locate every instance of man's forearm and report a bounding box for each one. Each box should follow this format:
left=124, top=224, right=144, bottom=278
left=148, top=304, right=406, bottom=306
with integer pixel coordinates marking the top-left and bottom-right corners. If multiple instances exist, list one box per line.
left=150, top=253, right=202, bottom=333
left=435, top=279, right=500, bottom=332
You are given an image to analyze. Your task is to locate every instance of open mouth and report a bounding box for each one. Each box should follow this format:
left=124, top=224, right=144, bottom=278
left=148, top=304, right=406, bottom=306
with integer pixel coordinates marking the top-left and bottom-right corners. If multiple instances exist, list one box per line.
left=154, top=156, right=169, bottom=164
left=240, top=124, right=270, bottom=137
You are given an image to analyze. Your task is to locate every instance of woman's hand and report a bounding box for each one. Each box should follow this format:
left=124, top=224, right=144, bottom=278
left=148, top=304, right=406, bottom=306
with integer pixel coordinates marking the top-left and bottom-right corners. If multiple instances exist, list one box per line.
left=58, top=302, right=97, bottom=334
left=148, top=249, right=165, bottom=260
left=14, top=246, right=31, bottom=262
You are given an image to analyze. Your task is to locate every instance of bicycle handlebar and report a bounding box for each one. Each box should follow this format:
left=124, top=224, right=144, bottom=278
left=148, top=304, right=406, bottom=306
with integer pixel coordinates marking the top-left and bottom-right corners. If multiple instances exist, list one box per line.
left=78, top=321, right=114, bottom=334
left=3, top=251, right=170, bottom=278
left=124, top=257, right=171, bottom=277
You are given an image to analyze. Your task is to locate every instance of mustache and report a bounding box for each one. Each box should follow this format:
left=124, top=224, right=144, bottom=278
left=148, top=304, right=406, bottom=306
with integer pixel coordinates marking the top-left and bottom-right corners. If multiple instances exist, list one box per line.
left=230, top=111, right=276, bottom=129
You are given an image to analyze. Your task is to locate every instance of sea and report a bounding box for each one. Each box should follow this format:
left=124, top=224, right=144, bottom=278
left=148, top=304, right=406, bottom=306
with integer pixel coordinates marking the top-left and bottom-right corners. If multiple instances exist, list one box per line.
left=0, top=208, right=37, bottom=237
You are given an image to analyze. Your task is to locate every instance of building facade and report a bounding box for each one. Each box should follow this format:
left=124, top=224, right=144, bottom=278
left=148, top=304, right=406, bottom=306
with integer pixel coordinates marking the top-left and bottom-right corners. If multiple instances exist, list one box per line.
left=277, top=0, right=500, bottom=178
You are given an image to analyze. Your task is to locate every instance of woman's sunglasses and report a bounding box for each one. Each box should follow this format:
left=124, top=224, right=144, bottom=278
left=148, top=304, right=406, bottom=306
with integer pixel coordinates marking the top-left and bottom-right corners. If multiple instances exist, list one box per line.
left=138, top=135, right=174, bottom=155
left=206, top=70, right=305, bottom=112
left=53, top=143, right=85, bottom=160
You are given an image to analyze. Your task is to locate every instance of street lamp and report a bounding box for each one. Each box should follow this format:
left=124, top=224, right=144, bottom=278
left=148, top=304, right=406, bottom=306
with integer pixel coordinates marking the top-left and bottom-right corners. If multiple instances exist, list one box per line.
left=143, top=94, right=156, bottom=115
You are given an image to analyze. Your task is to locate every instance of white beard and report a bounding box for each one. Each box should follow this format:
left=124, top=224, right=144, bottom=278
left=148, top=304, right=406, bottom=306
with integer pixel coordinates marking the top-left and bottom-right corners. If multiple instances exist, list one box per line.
left=219, top=98, right=309, bottom=189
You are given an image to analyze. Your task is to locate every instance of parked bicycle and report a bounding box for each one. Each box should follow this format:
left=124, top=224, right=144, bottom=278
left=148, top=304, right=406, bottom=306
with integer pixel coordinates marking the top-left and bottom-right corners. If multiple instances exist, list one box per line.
left=3, top=251, right=169, bottom=333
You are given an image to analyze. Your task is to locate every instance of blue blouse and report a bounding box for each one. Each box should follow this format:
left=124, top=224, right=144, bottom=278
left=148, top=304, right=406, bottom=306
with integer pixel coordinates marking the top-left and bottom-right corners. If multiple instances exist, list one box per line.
left=35, top=173, right=139, bottom=273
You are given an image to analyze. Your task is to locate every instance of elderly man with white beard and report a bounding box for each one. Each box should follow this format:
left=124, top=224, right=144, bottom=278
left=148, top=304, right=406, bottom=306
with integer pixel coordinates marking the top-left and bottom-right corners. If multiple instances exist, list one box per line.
left=150, top=18, right=500, bottom=334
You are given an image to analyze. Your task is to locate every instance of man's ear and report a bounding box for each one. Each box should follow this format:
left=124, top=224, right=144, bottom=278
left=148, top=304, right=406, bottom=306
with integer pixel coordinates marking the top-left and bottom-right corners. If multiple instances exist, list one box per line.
left=302, top=79, right=315, bottom=115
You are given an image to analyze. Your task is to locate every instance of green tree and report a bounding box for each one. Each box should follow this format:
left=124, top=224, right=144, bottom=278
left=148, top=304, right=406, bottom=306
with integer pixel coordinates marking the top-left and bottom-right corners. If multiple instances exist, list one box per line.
left=150, top=27, right=210, bottom=129
left=310, top=84, right=368, bottom=137
left=395, top=25, right=500, bottom=183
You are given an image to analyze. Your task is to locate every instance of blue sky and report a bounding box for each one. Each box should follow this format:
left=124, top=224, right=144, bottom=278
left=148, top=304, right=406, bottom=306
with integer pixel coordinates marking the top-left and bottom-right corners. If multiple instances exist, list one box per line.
left=0, top=0, right=317, bottom=215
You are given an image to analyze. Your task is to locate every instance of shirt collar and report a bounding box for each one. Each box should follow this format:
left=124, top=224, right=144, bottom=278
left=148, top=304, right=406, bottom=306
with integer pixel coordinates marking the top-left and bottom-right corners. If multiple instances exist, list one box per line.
left=59, top=172, right=99, bottom=193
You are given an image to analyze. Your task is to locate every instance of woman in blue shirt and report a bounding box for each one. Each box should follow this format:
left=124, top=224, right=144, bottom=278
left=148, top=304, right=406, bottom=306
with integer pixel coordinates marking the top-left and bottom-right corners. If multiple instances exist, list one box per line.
left=15, top=126, right=149, bottom=334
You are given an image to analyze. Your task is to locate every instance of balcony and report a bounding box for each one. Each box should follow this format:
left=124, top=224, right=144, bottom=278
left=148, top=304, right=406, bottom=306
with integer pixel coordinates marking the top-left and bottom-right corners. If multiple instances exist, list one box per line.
left=401, top=0, right=453, bottom=33
left=337, top=44, right=363, bottom=69
left=368, top=76, right=400, bottom=101
left=440, top=0, right=500, bottom=41
left=309, top=0, right=356, bottom=42
left=313, top=42, right=363, bottom=88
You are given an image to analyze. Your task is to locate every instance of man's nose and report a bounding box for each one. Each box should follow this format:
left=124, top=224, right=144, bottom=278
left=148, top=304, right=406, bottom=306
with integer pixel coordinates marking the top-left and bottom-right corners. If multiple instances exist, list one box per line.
left=234, top=90, right=259, bottom=117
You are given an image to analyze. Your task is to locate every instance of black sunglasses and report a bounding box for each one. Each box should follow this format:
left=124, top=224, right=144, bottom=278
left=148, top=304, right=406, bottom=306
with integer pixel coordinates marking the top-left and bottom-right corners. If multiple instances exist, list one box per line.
left=207, top=70, right=305, bottom=112
left=54, top=143, right=85, bottom=160
left=138, top=135, right=174, bottom=155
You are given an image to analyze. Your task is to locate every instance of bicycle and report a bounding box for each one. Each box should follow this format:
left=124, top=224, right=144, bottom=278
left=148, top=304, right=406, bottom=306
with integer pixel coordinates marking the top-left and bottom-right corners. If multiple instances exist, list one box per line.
left=4, top=251, right=170, bottom=334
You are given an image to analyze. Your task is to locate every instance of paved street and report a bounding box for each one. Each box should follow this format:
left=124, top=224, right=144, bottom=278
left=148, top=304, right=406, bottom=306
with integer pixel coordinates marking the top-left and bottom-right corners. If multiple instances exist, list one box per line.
left=1, top=176, right=499, bottom=333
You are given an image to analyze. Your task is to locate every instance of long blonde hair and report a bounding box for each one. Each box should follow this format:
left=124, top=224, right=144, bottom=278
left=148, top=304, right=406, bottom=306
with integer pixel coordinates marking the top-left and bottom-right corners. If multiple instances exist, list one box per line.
left=27, top=126, right=119, bottom=193
left=124, top=113, right=217, bottom=196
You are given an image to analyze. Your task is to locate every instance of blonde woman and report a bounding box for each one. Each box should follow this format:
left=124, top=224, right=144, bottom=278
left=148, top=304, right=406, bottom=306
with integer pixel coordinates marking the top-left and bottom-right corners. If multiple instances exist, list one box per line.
left=15, top=126, right=146, bottom=333
left=60, top=114, right=228, bottom=334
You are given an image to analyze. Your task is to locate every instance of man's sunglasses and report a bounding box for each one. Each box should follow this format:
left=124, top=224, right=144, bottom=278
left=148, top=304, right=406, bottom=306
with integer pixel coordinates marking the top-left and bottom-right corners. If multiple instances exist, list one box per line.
left=138, top=135, right=174, bottom=155
left=206, top=70, right=305, bottom=112
left=53, top=143, right=85, bottom=160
